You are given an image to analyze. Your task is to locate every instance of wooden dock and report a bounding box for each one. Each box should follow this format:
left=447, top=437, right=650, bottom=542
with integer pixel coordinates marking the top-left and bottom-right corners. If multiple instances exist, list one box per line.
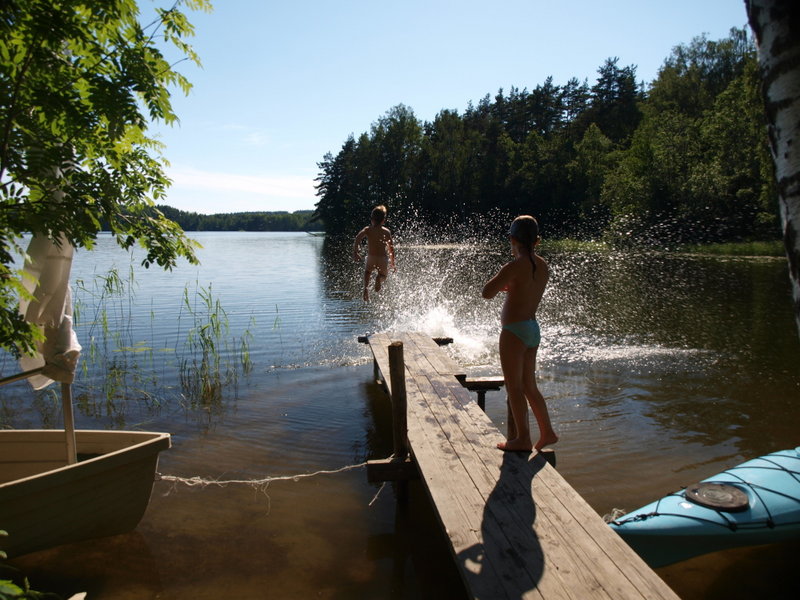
left=361, top=332, right=679, bottom=600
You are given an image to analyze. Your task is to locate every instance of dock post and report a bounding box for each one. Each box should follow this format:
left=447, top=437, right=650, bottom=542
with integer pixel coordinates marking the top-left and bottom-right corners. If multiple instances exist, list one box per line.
left=388, top=341, right=408, bottom=459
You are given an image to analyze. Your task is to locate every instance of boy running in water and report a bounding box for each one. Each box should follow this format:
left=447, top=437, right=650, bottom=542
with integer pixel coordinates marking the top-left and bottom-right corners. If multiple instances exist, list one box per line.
left=353, top=205, right=396, bottom=301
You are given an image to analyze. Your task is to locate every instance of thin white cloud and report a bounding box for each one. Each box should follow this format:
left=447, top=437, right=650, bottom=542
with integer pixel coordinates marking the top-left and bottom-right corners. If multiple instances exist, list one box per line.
left=208, top=123, right=270, bottom=146
left=219, top=123, right=248, bottom=132
left=169, top=167, right=314, bottom=198
left=244, top=132, right=268, bottom=146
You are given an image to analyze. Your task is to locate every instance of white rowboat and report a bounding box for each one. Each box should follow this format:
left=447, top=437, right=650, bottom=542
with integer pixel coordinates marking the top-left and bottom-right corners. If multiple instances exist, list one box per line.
left=0, top=429, right=170, bottom=558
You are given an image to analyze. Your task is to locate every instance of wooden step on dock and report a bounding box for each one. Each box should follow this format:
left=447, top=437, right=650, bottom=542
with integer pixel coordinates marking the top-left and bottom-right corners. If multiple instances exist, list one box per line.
left=360, top=332, right=678, bottom=600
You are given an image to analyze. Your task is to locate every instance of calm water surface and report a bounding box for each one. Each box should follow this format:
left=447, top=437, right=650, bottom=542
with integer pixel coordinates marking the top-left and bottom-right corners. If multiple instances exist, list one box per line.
left=2, top=231, right=799, bottom=599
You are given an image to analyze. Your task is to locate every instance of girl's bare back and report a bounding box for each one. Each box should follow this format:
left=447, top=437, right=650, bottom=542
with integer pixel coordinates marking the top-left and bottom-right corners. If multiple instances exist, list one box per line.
left=483, top=252, right=549, bottom=324
left=500, top=254, right=548, bottom=325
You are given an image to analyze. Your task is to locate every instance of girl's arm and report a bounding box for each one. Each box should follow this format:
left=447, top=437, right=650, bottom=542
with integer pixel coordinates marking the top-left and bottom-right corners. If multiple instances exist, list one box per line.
left=482, top=263, right=512, bottom=299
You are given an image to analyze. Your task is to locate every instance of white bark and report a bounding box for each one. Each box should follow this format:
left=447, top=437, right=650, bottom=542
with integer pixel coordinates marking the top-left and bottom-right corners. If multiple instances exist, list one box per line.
left=746, top=0, right=800, bottom=333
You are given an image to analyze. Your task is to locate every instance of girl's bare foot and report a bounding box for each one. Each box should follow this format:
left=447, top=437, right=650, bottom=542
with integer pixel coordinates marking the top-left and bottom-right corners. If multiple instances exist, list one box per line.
left=363, top=289, right=369, bottom=301
left=497, top=437, right=533, bottom=452
left=534, top=432, right=559, bottom=450
left=375, top=274, right=385, bottom=292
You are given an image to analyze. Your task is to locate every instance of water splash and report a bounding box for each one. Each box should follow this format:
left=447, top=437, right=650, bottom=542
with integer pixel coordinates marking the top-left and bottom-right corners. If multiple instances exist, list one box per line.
left=362, top=228, right=501, bottom=368
left=338, top=225, right=728, bottom=379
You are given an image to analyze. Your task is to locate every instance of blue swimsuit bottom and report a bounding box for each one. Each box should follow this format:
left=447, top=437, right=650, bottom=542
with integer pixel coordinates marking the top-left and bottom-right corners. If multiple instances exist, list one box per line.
left=502, top=319, right=541, bottom=348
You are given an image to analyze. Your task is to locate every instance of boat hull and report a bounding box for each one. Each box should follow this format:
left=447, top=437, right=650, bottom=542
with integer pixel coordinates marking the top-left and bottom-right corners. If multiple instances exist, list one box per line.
left=0, top=430, right=170, bottom=558
left=609, top=447, right=800, bottom=567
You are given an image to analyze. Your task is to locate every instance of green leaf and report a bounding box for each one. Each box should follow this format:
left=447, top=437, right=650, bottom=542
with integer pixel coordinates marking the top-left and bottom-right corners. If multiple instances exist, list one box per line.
left=0, top=0, right=211, bottom=354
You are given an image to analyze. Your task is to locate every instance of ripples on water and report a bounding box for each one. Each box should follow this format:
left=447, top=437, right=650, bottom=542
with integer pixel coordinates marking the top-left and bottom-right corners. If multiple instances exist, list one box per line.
left=2, top=231, right=800, bottom=599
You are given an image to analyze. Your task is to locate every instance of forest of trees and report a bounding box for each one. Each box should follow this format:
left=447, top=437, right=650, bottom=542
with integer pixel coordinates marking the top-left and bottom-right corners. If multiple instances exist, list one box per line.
left=156, top=206, right=322, bottom=232
left=312, top=28, right=778, bottom=247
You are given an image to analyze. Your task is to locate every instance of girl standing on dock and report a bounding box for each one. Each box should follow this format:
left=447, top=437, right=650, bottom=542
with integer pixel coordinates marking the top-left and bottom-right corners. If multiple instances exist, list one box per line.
left=482, top=215, right=558, bottom=452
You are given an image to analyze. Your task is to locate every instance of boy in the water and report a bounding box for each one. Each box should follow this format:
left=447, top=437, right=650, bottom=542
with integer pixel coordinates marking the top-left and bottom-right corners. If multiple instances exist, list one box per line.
left=353, top=205, right=396, bottom=301
left=482, top=215, right=558, bottom=452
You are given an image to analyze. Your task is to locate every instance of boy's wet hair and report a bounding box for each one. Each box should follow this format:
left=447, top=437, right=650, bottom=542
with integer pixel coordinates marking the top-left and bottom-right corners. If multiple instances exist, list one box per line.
left=371, top=205, right=387, bottom=223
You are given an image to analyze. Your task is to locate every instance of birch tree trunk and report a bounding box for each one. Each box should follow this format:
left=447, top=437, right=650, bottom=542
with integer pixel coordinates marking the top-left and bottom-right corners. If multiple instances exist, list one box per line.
left=746, top=1, right=800, bottom=333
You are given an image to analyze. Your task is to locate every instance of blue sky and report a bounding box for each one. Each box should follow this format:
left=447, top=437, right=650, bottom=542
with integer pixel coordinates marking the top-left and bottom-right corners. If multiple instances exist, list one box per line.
left=151, top=0, right=751, bottom=215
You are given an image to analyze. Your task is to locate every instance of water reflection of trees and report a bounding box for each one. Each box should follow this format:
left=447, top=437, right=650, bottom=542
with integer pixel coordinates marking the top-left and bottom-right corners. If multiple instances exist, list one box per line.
left=547, top=251, right=794, bottom=361
left=319, top=236, right=362, bottom=303
left=541, top=250, right=800, bottom=460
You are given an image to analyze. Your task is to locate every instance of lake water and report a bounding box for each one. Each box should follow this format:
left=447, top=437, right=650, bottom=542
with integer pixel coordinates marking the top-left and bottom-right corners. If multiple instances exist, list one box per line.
left=2, top=231, right=799, bottom=599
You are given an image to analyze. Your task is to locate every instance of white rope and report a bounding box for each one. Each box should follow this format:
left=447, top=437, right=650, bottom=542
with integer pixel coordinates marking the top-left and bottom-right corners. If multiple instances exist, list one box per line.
left=368, top=481, right=387, bottom=506
left=157, top=461, right=369, bottom=490
left=156, top=456, right=402, bottom=509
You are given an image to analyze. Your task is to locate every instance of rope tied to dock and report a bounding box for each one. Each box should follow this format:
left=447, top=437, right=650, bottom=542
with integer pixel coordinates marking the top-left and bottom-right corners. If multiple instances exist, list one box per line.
left=156, top=461, right=369, bottom=490
left=155, top=458, right=393, bottom=507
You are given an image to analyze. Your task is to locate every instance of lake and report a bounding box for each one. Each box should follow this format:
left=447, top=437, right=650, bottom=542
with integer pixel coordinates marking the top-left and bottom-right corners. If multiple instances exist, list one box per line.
left=2, top=231, right=799, bottom=599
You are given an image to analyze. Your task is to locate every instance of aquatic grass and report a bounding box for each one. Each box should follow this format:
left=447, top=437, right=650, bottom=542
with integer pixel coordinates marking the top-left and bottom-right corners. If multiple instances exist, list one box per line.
left=677, top=240, right=784, bottom=257
left=72, top=265, right=155, bottom=421
left=70, top=267, right=255, bottom=424
left=73, top=265, right=141, bottom=380
left=240, top=316, right=255, bottom=375
left=177, top=281, right=255, bottom=408
left=270, top=304, right=285, bottom=367
left=540, top=238, right=784, bottom=257
left=31, top=388, right=60, bottom=429
left=540, top=239, right=612, bottom=254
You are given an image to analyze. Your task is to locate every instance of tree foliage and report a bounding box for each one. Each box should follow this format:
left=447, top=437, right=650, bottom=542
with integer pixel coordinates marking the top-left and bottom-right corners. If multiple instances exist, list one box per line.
left=0, top=0, right=210, bottom=355
left=157, top=205, right=321, bottom=232
left=313, top=28, right=778, bottom=248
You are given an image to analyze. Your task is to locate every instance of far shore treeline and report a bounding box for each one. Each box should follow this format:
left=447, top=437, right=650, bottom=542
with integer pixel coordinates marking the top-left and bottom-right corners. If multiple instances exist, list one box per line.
left=312, top=28, right=780, bottom=248
left=156, top=206, right=323, bottom=232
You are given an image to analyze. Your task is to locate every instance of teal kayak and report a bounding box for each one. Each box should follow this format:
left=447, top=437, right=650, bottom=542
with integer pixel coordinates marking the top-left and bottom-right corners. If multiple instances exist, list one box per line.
left=609, top=447, right=800, bottom=568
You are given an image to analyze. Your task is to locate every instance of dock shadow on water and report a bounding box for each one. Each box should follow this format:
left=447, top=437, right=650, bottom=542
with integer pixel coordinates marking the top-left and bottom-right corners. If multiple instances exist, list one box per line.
left=457, top=452, right=548, bottom=599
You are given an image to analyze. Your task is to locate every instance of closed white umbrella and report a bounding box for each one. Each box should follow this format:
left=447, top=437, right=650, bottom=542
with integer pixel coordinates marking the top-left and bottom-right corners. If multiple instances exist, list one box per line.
left=16, top=233, right=82, bottom=463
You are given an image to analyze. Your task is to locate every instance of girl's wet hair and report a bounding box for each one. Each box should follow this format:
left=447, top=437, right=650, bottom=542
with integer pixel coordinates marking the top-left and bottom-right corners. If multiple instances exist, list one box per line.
left=508, top=215, right=540, bottom=276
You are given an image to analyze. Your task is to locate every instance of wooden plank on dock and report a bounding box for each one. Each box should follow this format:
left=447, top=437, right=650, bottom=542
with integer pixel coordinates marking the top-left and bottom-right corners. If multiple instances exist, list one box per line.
left=364, top=332, right=678, bottom=600
left=404, top=331, right=467, bottom=378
